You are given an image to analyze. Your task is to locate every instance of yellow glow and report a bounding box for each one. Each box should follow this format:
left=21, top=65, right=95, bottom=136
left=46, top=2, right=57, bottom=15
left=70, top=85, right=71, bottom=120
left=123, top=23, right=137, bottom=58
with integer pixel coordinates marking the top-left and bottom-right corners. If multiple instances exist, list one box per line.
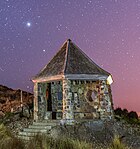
left=107, top=75, right=113, bottom=85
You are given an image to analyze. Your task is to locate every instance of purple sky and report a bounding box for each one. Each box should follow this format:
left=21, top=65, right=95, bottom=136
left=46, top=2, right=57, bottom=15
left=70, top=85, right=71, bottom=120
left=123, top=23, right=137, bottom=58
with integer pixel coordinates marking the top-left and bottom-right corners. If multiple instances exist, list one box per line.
left=0, top=0, right=140, bottom=112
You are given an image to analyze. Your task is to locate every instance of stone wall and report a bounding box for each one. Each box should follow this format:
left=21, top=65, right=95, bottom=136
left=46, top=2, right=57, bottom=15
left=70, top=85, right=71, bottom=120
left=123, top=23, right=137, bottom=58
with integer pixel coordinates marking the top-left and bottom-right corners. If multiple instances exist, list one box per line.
left=51, top=81, right=63, bottom=119
left=62, top=79, right=74, bottom=122
left=37, top=82, right=47, bottom=120
left=62, top=80, right=113, bottom=120
left=35, top=79, right=113, bottom=121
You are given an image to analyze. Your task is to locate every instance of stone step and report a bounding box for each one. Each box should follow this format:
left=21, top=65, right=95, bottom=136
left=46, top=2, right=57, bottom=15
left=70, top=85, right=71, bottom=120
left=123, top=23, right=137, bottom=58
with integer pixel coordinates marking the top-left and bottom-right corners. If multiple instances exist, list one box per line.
left=42, top=120, right=60, bottom=123
left=23, top=128, right=49, bottom=133
left=28, top=125, right=52, bottom=129
left=18, top=121, right=59, bottom=141
left=19, top=131, right=41, bottom=137
left=33, top=122, right=57, bottom=126
left=18, top=135, right=33, bottom=141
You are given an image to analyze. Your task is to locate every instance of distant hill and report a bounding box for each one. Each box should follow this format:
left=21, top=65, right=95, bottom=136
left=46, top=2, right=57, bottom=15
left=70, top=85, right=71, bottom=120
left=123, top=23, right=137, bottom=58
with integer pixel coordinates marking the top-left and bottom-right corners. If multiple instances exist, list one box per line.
left=0, top=84, right=33, bottom=114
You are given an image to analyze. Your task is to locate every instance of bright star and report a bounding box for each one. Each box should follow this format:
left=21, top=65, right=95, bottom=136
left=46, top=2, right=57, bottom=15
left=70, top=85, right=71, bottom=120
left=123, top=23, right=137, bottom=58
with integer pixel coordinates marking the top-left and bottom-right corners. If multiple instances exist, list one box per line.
left=26, top=22, right=31, bottom=27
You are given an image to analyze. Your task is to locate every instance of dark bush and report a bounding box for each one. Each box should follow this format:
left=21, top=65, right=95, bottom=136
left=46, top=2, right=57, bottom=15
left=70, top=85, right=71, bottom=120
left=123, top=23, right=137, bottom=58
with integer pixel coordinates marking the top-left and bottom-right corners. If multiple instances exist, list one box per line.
left=128, top=111, right=138, bottom=120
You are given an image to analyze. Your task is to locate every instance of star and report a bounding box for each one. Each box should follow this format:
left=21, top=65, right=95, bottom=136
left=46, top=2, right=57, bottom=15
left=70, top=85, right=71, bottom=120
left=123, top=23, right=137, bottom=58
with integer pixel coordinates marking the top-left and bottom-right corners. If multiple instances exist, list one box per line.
left=26, top=22, right=31, bottom=27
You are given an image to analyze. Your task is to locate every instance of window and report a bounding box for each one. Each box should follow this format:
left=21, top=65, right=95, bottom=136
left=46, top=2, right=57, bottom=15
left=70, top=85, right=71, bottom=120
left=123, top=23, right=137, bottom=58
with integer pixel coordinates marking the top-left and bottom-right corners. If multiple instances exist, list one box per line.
left=86, top=89, right=97, bottom=102
left=58, top=92, right=62, bottom=100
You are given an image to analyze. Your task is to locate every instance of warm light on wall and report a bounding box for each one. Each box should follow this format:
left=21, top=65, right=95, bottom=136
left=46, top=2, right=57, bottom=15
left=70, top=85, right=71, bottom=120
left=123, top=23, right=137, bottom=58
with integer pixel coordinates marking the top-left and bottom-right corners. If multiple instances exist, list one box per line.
left=107, top=75, right=113, bottom=85
left=32, top=80, right=37, bottom=83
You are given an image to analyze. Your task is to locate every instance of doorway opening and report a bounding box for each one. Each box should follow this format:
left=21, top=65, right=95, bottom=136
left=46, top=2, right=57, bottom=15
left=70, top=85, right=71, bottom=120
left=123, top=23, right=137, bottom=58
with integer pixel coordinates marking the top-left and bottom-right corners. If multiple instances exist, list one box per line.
left=52, top=112, right=56, bottom=119
left=46, top=83, right=56, bottom=119
left=46, top=83, right=52, bottom=111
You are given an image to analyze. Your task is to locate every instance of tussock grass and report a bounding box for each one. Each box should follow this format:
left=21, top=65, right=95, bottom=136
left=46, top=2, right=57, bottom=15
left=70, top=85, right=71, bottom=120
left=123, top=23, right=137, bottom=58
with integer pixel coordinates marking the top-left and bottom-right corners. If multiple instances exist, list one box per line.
left=108, top=135, right=130, bottom=149
left=0, top=124, right=25, bottom=149
left=0, top=123, right=12, bottom=139
left=27, top=134, right=93, bottom=149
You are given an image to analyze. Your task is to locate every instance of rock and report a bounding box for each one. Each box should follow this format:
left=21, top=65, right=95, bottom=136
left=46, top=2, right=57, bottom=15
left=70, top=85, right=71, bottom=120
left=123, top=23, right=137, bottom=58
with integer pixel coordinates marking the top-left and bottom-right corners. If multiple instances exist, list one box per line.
left=22, top=106, right=30, bottom=118
left=0, top=111, right=5, bottom=117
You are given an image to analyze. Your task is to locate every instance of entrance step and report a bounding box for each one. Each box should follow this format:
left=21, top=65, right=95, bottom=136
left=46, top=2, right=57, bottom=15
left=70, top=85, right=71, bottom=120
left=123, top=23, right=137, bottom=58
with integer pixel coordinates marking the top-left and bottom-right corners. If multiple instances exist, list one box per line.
left=19, top=131, right=42, bottom=137
left=28, top=125, right=52, bottom=129
left=23, top=128, right=49, bottom=133
left=18, top=120, right=59, bottom=141
left=18, top=135, right=32, bottom=141
left=33, top=122, right=58, bottom=126
left=42, top=119, right=60, bottom=123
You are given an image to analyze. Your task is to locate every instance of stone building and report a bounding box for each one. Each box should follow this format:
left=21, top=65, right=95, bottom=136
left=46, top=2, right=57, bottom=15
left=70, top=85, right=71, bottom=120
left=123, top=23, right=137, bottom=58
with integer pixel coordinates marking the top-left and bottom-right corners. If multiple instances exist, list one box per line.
left=32, top=39, right=114, bottom=124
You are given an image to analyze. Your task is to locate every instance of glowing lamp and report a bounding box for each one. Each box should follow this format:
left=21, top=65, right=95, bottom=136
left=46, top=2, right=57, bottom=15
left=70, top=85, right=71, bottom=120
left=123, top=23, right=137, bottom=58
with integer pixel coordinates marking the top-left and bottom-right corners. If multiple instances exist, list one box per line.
left=107, top=75, right=113, bottom=85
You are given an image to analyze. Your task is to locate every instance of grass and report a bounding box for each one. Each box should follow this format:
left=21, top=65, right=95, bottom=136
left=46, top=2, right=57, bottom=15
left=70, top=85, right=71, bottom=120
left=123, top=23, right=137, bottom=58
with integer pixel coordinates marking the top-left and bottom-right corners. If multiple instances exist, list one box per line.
left=0, top=123, right=25, bottom=149
left=0, top=124, right=131, bottom=149
left=27, top=134, right=93, bottom=149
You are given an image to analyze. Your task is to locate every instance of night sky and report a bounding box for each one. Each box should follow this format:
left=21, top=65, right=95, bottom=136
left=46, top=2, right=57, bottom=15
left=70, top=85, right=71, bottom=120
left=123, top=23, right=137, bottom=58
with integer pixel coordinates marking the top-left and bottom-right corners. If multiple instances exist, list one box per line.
left=0, top=0, right=140, bottom=113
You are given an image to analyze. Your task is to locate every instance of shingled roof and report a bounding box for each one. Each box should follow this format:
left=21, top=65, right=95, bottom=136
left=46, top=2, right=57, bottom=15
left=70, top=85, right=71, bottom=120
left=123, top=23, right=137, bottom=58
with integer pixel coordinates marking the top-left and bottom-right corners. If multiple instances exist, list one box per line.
left=33, top=39, right=111, bottom=80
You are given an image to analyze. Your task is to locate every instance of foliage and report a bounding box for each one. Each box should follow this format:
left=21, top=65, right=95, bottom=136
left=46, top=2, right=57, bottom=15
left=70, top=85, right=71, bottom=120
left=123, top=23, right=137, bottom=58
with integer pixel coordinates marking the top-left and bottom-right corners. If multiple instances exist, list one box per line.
left=1, top=112, right=17, bottom=125
left=114, top=108, right=124, bottom=117
left=0, top=137, right=25, bottom=149
left=0, top=124, right=25, bottom=149
left=108, top=135, right=129, bottom=149
left=0, top=123, right=12, bottom=139
left=122, top=109, right=128, bottom=117
left=27, top=134, right=93, bottom=149
left=114, top=107, right=139, bottom=125
left=127, top=111, right=138, bottom=120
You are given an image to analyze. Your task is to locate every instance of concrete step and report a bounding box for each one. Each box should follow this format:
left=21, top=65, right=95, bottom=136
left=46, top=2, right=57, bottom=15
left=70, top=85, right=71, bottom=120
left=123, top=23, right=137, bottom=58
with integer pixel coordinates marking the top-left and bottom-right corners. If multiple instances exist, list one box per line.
left=23, top=128, right=49, bottom=133
left=28, top=125, right=52, bottom=129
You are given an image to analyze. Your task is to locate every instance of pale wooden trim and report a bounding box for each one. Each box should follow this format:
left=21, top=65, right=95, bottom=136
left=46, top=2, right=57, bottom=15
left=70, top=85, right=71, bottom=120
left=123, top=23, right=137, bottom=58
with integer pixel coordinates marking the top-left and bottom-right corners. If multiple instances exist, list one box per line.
left=32, top=75, right=65, bottom=83
left=34, top=82, right=38, bottom=121
left=32, top=74, right=109, bottom=82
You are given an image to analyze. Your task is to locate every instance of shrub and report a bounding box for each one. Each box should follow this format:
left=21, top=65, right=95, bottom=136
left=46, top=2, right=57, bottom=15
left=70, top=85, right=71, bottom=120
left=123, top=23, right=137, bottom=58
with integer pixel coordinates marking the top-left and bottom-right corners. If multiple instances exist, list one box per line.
left=114, top=108, right=123, bottom=117
left=128, top=111, right=138, bottom=120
